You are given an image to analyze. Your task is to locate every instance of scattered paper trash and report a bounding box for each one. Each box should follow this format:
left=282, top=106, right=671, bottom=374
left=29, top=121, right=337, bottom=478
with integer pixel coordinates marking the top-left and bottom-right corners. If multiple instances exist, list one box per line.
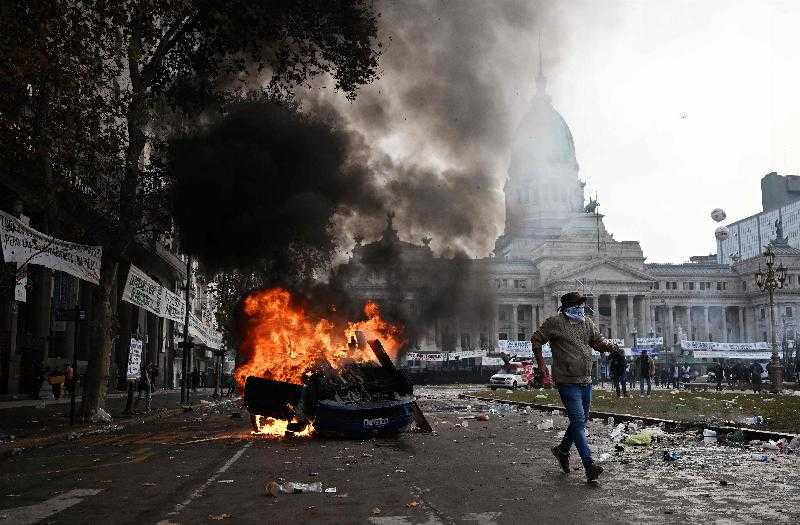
left=209, top=514, right=231, bottom=521
left=761, top=441, right=779, bottom=451
left=90, top=408, right=112, bottom=423
left=703, top=429, right=717, bottom=438
left=476, top=413, right=490, bottom=422
left=324, top=487, right=337, bottom=494
left=598, top=452, right=611, bottom=463
left=610, top=423, right=626, bottom=442
left=536, top=419, right=553, bottom=430
left=663, top=451, right=681, bottom=461
left=218, top=479, right=235, bottom=484
left=279, top=482, right=323, bottom=494
left=750, top=453, right=769, bottom=462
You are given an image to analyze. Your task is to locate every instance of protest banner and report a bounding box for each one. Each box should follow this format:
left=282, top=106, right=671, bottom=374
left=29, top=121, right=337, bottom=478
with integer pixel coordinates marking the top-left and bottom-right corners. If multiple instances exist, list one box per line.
left=126, top=339, right=143, bottom=380
left=0, top=209, right=102, bottom=284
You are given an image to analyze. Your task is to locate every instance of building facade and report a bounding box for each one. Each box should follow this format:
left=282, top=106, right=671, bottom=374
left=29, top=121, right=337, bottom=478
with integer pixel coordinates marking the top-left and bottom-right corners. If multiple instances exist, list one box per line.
left=343, top=62, right=800, bottom=361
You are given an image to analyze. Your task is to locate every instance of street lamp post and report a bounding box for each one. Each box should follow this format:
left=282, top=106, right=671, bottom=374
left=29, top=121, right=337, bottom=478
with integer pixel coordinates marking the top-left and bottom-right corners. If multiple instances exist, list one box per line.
left=754, top=245, right=786, bottom=394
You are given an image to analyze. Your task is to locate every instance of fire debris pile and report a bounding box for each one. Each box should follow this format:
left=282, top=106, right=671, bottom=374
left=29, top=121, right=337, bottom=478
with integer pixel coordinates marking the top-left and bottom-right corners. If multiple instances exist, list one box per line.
left=237, top=288, right=430, bottom=438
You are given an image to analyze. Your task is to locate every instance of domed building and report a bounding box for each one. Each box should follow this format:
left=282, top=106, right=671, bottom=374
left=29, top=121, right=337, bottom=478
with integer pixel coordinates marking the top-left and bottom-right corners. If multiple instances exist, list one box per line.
left=341, top=54, right=800, bottom=377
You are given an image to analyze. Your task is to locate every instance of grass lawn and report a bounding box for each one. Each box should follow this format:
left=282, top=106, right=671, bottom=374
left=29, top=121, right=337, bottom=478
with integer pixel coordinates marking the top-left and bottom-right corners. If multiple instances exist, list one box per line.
left=473, top=387, right=800, bottom=434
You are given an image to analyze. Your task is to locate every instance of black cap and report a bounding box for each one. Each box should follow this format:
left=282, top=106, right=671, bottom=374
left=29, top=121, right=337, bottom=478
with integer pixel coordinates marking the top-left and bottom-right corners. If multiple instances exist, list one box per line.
left=559, top=292, right=587, bottom=309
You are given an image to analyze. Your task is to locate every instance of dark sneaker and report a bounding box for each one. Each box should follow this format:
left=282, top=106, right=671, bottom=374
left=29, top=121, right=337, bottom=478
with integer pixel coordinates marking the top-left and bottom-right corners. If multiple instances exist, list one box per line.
left=585, top=463, right=604, bottom=483
left=552, top=446, right=570, bottom=473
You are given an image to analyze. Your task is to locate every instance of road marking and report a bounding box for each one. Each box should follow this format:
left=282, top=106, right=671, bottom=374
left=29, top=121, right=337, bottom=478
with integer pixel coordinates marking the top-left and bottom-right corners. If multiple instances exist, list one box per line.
left=0, top=489, right=102, bottom=525
left=165, top=442, right=252, bottom=518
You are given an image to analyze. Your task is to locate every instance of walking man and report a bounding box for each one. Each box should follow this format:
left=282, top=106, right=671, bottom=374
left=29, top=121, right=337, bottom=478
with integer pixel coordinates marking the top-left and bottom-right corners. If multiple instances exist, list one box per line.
left=609, top=349, right=627, bottom=397
left=639, top=350, right=652, bottom=395
left=531, top=292, right=623, bottom=483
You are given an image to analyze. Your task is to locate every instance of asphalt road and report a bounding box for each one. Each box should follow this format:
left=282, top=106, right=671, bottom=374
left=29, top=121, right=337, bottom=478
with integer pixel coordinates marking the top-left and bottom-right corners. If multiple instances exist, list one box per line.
left=2, top=386, right=799, bottom=524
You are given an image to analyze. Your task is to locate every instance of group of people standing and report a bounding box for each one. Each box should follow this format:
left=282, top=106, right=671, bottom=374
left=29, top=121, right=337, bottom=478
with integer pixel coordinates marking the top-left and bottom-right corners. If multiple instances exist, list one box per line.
left=607, top=350, right=659, bottom=397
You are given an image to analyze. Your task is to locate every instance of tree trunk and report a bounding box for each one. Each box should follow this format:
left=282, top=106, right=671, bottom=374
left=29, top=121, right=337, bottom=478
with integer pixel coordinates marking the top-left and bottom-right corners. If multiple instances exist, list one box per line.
left=81, top=248, right=119, bottom=418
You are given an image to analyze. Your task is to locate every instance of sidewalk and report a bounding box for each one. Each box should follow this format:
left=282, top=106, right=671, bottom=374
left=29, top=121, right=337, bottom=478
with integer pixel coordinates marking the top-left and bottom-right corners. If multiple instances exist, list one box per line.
left=0, top=388, right=235, bottom=443
left=0, top=387, right=224, bottom=409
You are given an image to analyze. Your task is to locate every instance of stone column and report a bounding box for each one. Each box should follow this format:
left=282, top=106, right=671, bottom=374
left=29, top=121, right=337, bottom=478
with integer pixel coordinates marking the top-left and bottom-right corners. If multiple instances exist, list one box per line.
left=535, top=304, right=541, bottom=328
left=639, top=296, right=648, bottom=334
left=626, top=295, right=634, bottom=341
left=649, top=304, right=656, bottom=336
left=738, top=307, right=745, bottom=342
left=511, top=304, right=518, bottom=341
left=704, top=306, right=710, bottom=341
left=687, top=306, right=693, bottom=340
left=667, top=305, right=674, bottom=346
left=721, top=307, right=728, bottom=342
left=609, top=295, right=618, bottom=339
left=587, top=296, right=596, bottom=319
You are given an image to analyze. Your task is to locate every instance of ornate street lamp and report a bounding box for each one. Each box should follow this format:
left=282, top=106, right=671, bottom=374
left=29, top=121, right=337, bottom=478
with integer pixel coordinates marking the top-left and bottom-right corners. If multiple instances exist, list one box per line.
left=754, top=245, right=787, bottom=393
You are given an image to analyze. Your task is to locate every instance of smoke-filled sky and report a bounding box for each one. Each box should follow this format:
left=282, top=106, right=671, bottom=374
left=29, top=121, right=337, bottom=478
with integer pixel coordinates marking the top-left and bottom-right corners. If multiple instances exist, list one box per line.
left=303, top=0, right=800, bottom=264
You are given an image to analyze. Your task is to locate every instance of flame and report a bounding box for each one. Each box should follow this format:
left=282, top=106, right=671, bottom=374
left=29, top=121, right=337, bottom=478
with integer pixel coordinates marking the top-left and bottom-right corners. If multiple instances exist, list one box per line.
left=252, top=416, right=314, bottom=438
left=234, top=287, right=405, bottom=388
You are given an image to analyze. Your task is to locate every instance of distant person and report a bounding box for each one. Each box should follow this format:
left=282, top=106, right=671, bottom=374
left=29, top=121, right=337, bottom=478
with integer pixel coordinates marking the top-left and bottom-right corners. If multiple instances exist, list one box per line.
left=530, top=291, right=624, bottom=483
left=609, top=349, right=627, bottom=397
left=714, top=362, right=725, bottom=391
left=725, top=362, right=735, bottom=387
left=672, top=363, right=681, bottom=389
left=628, top=359, right=637, bottom=391
left=134, top=363, right=152, bottom=412
left=639, top=350, right=652, bottom=395
left=750, top=361, right=762, bottom=393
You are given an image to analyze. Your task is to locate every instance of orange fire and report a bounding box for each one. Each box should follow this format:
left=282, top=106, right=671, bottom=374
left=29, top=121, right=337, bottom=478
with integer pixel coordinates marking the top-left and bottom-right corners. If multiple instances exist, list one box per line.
left=234, top=288, right=405, bottom=389
left=252, top=416, right=314, bottom=438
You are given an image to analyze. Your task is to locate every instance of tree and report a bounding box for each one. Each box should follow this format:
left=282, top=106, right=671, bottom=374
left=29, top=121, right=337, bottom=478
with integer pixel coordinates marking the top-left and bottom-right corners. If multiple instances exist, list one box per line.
left=1, top=1, right=381, bottom=418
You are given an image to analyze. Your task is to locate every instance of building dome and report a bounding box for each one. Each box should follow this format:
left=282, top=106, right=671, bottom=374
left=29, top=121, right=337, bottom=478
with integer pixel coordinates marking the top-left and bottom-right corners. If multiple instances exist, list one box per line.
left=500, top=56, right=585, bottom=244
left=507, top=96, right=579, bottom=180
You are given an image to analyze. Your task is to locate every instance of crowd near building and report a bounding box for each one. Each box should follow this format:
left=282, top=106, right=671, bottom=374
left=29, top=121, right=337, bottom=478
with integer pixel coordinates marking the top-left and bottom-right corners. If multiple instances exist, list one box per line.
left=343, top=61, right=800, bottom=378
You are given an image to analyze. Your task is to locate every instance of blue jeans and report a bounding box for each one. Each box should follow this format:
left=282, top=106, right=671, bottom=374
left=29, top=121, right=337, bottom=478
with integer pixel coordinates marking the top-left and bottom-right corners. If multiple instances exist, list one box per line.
left=556, top=383, right=593, bottom=467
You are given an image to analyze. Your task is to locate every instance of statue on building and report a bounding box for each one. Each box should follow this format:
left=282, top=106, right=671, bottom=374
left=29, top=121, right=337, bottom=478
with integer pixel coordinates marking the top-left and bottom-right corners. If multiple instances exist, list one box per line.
left=774, top=217, right=789, bottom=246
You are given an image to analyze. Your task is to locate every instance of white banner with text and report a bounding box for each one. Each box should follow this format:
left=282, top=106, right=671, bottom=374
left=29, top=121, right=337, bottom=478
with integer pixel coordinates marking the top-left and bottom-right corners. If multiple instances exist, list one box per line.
left=0, top=210, right=102, bottom=284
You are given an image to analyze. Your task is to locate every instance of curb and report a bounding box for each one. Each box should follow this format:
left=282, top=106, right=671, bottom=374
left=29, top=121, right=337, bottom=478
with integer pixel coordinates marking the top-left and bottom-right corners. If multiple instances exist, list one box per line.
left=459, top=394, right=799, bottom=442
left=1, top=397, right=238, bottom=454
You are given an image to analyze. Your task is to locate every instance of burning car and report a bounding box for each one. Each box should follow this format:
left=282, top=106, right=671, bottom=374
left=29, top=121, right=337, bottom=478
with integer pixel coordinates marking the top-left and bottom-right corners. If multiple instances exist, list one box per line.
left=236, top=288, right=430, bottom=438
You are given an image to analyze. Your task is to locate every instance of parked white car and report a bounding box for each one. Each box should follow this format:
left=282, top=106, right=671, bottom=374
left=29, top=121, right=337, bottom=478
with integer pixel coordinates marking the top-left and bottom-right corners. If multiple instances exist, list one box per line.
left=488, top=372, right=526, bottom=390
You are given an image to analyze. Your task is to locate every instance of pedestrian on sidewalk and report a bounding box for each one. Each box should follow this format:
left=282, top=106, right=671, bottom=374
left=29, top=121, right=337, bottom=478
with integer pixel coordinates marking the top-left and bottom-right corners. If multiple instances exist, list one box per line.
left=609, top=350, right=627, bottom=397
left=672, top=363, right=680, bottom=389
left=133, top=364, right=153, bottom=413
left=531, top=291, right=623, bottom=483
left=639, top=350, right=652, bottom=395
